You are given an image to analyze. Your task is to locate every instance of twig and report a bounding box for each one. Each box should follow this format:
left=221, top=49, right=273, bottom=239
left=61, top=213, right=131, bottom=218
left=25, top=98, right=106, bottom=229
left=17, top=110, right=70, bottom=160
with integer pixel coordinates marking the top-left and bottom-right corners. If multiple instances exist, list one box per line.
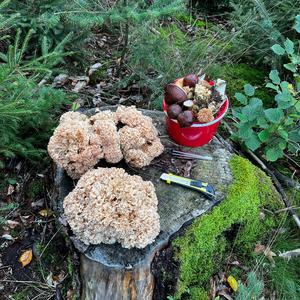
left=275, top=206, right=300, bottom=213
left=246, top=150, right=300, bottom=228
left=274, top=171, right=300, bottom=191
left=40, top=225, right=63, bottom=258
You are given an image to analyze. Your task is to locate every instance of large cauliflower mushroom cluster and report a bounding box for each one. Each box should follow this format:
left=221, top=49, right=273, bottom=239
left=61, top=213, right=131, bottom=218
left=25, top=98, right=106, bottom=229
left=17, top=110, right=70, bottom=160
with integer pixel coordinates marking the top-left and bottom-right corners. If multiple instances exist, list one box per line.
left=117, top=106, right=164, bottom=168
left=48, top=106, right=164, bottom=178
left=63, top=167, right=160, bottom=248
left=47, top=112, right=105, bottom=179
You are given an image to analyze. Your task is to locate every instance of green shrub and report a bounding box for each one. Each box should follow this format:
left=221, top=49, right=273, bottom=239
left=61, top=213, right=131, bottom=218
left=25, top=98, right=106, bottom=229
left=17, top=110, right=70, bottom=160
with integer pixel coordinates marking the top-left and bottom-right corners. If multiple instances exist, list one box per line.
left=235, top=272, right=264, bottom=300
left=229, top=0, right=300, bottom=66
left=0, top=0, right=88, bottom=53
left=173, top=155, right=282, bottom=299
left=232, top=21, right=300, bottom=162
left=0, top=9, right=71, bottom=166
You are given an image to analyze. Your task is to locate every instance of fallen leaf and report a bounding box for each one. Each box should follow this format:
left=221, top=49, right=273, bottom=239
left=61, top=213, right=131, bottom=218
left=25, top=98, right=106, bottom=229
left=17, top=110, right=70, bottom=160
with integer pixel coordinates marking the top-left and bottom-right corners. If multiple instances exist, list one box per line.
left=19, top=249, right=33, bottom=267
left=2, top=234, right=14, bottom=241
left=266, top=250, right=277, bottom=263
left=227, top=275, right=238, bottom=292
left=39, top=209, right=53, bottom=217
left=254, top=243, right=266, bottom=254
left=254, top=244, right=276, bottom=263
left=7, top=185, right=15, bottom=195
left=6, top=220, right=20, bottom=229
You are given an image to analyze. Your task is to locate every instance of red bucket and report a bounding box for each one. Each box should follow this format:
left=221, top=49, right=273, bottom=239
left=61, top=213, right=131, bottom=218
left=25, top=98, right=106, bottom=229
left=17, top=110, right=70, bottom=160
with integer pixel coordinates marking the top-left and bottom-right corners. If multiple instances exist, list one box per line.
left=163, top=97, right=229, bottom=147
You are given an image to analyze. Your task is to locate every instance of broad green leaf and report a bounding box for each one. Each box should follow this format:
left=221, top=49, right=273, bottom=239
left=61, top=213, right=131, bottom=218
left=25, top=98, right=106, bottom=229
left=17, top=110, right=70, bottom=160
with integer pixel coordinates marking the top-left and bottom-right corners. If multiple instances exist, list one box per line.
left=257, top=117, right=268, bottom=129
left=233, top=111, right=247, bottom=122
left=278, top=129, right=288, bottom=140
left=266, top=83, right=279, bottom=91
left=271, top=44, right=285, bottom=55
left=244, top=84, right=255, bottom=97
left=265, top=147, right=284, bottom=161
left=284, top=117, right=294, bottom=126
left=284, top=38, right=294, bottom=54
left=258, top=130, right=270, bottom=142
left=245, top=133, right=261, bottom=151
left=235, top=92, right=248, bottom=105
left=238, top=124, right=253, bottom=139
left=294, top=15, right=300, bottom=33
left=289, top=130, right=300, bottom=142
left=288, top=143, right=299, bottom=154
left=275, top=93, right=293, bottom=109
left=290, top=54, right=300, bottom=65
left=278, top=140, right=287, bottom=150
left=279, top=81, right=289, bottom=93
left=269, top=70, right=280, bottom=84
left=241, top=98, right=264, bottom=122
left=264, top=108, right=284, bottom=123
left=284, top=63, right=296, bottom=72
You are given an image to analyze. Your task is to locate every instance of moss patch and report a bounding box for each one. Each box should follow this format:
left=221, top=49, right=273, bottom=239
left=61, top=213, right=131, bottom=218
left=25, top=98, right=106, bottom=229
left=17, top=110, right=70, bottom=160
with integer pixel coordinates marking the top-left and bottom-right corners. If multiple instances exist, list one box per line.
left=173, top=155, right=283, bottom=299
left=209, top=64, right=273, bottom=106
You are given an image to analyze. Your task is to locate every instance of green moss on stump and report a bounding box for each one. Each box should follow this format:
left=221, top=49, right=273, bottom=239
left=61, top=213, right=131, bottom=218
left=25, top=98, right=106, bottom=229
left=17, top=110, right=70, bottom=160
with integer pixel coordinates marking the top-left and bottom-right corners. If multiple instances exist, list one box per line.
left=173, top=155, right=283, bottom=299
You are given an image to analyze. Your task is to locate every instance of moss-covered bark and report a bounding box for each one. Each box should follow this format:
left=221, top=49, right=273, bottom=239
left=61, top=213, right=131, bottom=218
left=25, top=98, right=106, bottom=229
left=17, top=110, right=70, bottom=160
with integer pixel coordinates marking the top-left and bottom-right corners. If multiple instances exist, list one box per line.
left=173, top=155, right=283, bottom=299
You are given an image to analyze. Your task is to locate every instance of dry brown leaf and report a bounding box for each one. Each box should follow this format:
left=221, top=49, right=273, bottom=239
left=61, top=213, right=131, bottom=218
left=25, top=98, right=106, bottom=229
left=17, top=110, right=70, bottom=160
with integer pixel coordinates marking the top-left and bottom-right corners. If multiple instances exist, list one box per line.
left=19, top=249, right=33, bottom=267
left=6, top=220, right=21, bottom=229
left=254, top=243, right=276, bottom=263
left=254, top=243, right=266, bottom=254
left=7, top=185, right=15, bottom=195
left=39, top=209, right=53, bottom=217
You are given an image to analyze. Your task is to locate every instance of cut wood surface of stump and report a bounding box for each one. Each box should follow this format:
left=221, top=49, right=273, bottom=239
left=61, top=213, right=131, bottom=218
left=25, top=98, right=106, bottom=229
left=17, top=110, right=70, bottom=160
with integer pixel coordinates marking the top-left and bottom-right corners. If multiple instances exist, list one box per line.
left=53, top=106, right=233, bottom=300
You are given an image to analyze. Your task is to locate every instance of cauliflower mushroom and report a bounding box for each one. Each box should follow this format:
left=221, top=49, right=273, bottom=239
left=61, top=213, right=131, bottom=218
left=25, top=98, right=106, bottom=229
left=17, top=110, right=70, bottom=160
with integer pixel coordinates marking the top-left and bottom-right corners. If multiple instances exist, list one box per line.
left=63, top=167, right=160, bottom=248
left=117, top=106, right=164, bottom=168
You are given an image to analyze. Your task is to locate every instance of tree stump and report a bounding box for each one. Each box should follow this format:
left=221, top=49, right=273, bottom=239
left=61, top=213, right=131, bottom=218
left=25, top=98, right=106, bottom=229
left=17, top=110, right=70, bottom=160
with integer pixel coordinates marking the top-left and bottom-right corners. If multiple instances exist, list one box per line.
left=53, top=106, right=233, bottom=300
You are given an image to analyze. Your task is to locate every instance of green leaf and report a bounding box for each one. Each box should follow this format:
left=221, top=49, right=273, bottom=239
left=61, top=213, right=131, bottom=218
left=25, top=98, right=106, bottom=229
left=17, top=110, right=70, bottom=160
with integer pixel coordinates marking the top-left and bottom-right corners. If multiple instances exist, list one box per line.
left=271, top=44, right=285, bottom=55
left=275, top=93, right=293, bottom=109
left=283, top=38, right=294, bottom=54
left=234, top=92, right=248, bottom=105
left=258, top=130, right=270, bottom=142
left=294, top=15, right=300, bottom=33
left=265, top=147, right=284, bottom=161
left=238, top=124, right=253, bottom=139
left=284, top=117, right=294, bottom=126
left=241, top=98, right=264, bottom=122
left=269, top=70, right=280, bottom=84
left=257, top=117, right=268, bottom=129
left=279, top=81, right=289, bottom=93
left=289, top=130, right=300, bottom=142
left=264, top=108, right=284, bottom=123
left=245, top=133, right=261, bottom=151
left=284, top=63, right=296, bottom=72
left=244, top=84, right=255, bottom=97
left=266, top=83, right=279, bottom=91
left=278, top=129, right=288, bottom=140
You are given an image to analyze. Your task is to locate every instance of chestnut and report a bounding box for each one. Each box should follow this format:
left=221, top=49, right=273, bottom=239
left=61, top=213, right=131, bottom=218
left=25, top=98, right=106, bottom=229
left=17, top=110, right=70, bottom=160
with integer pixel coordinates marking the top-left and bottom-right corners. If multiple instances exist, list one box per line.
left=165, top=84, right=187, bottom=105
left=167, top=104, right=182, bottom=119
left=177, top=110, right=194, bottom=128
left=183, top=74, right=198, bottom=88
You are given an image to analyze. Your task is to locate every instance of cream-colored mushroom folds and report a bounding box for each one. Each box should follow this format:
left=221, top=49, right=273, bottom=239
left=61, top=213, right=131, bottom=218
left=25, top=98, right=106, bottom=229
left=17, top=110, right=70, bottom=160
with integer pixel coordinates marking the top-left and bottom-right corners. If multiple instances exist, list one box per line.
left=63, top=167, right=160, bottom=248
left=48, top=106, right=164, bottom=179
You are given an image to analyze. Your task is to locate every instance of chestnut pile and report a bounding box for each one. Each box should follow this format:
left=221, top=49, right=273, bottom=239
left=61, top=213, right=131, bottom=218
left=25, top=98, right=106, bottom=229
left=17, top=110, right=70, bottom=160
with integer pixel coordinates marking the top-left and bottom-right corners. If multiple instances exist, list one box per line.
left=165, top=74, right=226, bottom=127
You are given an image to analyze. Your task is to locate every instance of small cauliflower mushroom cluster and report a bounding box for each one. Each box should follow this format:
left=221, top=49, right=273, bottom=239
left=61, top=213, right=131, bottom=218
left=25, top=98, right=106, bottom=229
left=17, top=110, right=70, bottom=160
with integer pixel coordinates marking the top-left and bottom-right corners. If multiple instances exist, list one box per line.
left=63, top=167, right=160, bottom=248
left=117, top=106, right=164, bottom=168
left=48, top=106, right=164, bottom=179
